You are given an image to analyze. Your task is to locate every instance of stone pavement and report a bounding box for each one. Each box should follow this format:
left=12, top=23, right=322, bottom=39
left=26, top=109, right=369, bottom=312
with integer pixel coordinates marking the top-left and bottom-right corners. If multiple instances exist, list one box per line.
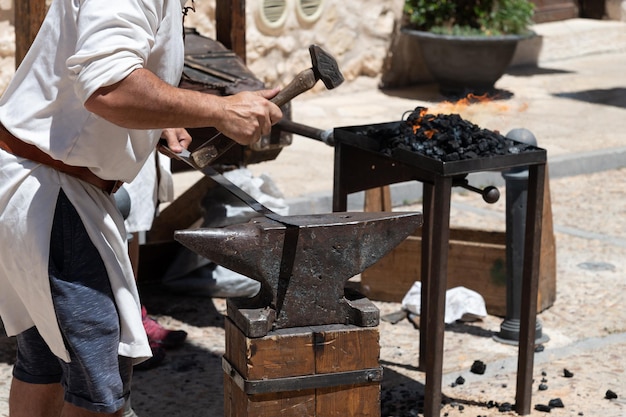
left=1, top=18, right=626, bottom=417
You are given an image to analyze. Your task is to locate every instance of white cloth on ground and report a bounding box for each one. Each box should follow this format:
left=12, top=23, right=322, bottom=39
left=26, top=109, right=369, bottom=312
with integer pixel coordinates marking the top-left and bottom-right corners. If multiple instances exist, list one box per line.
left=401, top=281, right=488, bottom=324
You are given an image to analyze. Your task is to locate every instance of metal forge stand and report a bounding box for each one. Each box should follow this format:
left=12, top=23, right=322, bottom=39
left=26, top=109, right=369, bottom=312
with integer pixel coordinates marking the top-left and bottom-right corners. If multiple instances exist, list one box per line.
left=332, top=122, right=547, bottom=417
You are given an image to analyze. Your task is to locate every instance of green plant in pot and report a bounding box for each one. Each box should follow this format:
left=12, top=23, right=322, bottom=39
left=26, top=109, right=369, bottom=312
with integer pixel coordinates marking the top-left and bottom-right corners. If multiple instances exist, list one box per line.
left=402, top=0, right=535, bottom=95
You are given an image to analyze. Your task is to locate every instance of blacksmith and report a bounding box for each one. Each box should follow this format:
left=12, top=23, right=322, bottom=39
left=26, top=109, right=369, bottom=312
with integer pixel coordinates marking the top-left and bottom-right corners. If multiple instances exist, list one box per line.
left=0, top=0, right=282, bottom=416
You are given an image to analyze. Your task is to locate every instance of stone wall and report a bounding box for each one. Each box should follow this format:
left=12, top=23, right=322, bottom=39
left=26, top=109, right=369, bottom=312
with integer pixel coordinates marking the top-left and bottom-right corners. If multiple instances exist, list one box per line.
left=0, top=0, right=411, bottom=94
left=184, top=0, right=406, bottom=90
left=0, top=0, right=625, bottom=94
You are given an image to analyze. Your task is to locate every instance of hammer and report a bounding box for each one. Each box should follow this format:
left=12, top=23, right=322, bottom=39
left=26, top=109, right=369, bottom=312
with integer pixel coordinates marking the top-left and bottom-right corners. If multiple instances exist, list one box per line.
left=190, top=44, right=344, bottom=168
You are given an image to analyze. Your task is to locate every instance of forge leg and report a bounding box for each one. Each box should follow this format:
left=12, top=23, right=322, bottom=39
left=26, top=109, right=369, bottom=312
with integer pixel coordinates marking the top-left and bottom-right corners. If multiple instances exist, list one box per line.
left=332, top=141, right=349, bottom=212
left=515, top=163, right=545, bottom=415
left=419, top=182, right=435, bottom=371
left=423, top=176, right=452, bottom=417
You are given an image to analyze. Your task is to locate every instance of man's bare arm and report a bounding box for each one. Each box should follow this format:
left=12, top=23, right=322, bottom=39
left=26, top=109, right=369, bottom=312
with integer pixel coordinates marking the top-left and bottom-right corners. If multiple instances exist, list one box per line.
left=84, top=68, right=283, bottom=146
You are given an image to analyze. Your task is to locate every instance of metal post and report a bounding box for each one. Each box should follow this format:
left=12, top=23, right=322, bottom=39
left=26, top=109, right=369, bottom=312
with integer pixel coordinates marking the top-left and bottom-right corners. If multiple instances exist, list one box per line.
left=493, top=128, right=549, bottom=345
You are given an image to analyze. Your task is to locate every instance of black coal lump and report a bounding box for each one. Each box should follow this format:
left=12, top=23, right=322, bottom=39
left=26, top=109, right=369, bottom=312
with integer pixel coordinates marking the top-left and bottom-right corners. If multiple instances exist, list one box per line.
left=470, top=360, right=486, bottom=375
left=535, top=404, right=552, bottom=412
left=548, top=398, right=564, bottom=408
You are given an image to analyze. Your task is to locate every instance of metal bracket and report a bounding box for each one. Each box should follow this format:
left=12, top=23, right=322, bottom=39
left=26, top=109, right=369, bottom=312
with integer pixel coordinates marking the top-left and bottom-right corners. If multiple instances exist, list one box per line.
left=222, top=357, right=383, bottom=395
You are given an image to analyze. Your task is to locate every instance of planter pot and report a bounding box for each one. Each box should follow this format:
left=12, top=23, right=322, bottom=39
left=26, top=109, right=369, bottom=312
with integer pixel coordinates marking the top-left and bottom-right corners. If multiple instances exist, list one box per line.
left=402, top=28, right=533, bottom=95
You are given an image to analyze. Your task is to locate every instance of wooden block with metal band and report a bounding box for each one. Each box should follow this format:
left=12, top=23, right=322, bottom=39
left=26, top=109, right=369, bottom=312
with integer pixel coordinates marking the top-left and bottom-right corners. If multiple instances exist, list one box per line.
left=223, top=318, right=382, bottom=417
left=0, top=124, right=123, bottom=194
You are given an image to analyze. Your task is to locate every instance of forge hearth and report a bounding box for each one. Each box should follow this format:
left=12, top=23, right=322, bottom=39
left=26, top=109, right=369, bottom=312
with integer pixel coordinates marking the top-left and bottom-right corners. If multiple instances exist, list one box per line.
left=377, top=107, right=536, bottom=162
left=332, top=117, right=547, bottom=417
left=333, top=110, right=545, bottom=179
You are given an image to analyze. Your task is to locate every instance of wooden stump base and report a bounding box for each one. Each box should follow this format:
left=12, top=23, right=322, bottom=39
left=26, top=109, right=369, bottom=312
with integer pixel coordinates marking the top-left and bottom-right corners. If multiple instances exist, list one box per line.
left=223, top=318, right=382, bottom=416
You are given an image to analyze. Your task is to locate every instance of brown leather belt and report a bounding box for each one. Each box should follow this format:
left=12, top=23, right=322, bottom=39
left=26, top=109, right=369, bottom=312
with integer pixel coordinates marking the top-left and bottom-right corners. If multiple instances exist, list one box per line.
left=0, top=124, right=122, bottom=194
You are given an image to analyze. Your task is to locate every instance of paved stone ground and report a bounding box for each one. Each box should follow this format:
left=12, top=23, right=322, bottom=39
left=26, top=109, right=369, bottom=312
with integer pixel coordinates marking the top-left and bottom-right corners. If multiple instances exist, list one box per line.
left=1, top=19, right=626, bottom=417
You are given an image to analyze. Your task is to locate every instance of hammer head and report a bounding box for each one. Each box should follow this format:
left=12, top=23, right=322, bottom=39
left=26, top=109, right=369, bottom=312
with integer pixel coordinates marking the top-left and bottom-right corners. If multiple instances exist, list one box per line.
left=309, top=44, right=344, bottom=90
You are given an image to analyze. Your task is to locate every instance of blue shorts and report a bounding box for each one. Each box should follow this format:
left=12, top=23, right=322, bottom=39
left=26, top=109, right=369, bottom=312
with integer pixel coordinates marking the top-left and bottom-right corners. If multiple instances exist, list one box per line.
left=12, top=190, right=133, bottom=414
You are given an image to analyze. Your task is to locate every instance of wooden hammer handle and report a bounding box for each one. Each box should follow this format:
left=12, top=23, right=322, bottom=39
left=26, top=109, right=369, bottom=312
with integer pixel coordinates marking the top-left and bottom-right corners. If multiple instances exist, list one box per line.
left=270, top=68, right=317, bottom=107
left=190, top=68, right=318, bottom=168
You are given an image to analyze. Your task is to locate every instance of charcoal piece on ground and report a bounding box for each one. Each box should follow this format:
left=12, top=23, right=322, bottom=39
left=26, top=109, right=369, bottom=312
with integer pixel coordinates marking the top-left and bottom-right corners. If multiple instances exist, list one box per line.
left=498, top=402, right=513, bottom=412
left=548, top=398, right=564, bottom=408
left=563, top=368, right=574, bottom=378
left=535, top=404, right=552, bottom=412
left=605, top=389, right=618, bottom=399
left=538, top=383, right=548, bottom=391
left=470, top=360, right=486, bottom=375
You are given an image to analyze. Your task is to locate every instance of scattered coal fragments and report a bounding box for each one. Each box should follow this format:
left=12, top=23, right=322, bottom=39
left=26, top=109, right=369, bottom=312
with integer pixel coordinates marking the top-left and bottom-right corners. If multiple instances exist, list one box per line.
left=535, top=398, right=565, bottom=413
left=375, top=107, right=535, bottom=162
left=450, top=375, right=465, bottom=387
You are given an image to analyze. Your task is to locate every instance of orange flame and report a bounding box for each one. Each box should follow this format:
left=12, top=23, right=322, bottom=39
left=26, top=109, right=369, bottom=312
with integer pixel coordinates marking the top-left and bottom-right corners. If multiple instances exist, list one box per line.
left=409, top=108, right=438, bottom=139
left=431, top=92, right=513, bottom=115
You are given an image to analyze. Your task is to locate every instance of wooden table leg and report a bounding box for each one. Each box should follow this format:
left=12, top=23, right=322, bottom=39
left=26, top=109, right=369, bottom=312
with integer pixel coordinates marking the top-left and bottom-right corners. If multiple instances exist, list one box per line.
left=423, top=176, right=453, bottom=417
left=364, top=186, right=392, bottom=212
left=515, top=163, right=546, bottom=414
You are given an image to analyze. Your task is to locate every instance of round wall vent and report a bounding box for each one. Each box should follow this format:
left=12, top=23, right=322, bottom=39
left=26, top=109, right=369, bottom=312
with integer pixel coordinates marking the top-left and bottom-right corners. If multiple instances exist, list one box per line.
left=258, top=0, right=289, bottom=29
left=295, top=0, right=324, bottom=23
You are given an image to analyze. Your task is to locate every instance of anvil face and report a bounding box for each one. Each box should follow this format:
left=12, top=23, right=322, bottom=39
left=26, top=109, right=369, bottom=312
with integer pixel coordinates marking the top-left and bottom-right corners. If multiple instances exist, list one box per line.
left=174, top=211, right=422, bottom=330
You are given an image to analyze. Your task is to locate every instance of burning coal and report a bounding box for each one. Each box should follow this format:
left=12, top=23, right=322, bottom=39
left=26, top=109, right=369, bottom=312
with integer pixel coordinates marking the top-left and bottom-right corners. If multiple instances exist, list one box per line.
left=372, top=107, right=534, bottom=162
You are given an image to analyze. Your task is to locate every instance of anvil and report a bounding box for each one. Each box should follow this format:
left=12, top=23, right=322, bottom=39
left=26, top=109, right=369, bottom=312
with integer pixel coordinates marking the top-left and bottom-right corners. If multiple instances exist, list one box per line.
left=175, top=211, right=422, bottom=336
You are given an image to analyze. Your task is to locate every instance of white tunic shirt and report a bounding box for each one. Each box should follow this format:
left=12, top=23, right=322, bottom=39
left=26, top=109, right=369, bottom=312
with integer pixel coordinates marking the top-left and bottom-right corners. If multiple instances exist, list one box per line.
left=0, top=0, right=188, bottom=362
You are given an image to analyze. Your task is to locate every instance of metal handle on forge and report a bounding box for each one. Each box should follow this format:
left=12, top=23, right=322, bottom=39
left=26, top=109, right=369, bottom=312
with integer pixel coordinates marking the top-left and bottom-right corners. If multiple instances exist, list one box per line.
left=453, top=177, right=500, bottom=204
